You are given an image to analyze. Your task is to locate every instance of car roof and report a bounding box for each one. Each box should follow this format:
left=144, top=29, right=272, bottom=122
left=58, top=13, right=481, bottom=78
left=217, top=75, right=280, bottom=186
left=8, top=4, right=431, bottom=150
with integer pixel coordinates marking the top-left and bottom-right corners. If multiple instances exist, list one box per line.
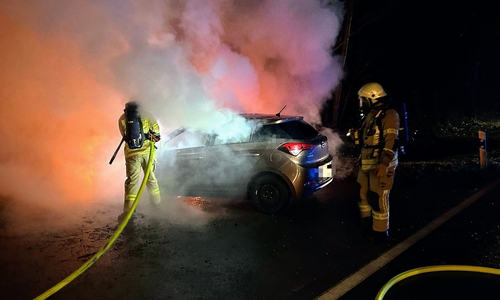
left=164, top=114, right=307, bottom=142
left=240, top=113, right=304, bottom=124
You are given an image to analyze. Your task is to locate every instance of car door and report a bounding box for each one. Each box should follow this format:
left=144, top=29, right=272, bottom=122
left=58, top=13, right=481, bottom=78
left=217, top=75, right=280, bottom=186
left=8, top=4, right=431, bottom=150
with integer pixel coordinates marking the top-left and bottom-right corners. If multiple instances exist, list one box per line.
left=197, top=135, right=267, bottom=196
left=159, top=129, right=209, bottom=196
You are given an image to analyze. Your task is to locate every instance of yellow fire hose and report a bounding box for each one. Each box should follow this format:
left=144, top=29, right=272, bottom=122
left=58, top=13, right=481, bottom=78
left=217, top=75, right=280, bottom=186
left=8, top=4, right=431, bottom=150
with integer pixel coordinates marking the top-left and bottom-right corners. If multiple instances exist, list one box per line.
left=376, top=264, right=500, bottom=300
left=33, top=141, right=155, bottom=300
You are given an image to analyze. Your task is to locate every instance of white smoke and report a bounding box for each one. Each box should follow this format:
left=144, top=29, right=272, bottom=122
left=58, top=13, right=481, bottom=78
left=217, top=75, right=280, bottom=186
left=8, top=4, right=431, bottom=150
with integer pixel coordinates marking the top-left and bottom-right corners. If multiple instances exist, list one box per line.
left=0, top=0, right=344, bottom=217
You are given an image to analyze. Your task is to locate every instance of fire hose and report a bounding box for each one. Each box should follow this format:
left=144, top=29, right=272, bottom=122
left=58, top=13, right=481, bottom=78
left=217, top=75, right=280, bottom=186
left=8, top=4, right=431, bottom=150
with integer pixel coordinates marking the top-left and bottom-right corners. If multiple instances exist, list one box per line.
left=33, top=140, right=155, bottom=300
left=376, top=265, right=500, bottom=300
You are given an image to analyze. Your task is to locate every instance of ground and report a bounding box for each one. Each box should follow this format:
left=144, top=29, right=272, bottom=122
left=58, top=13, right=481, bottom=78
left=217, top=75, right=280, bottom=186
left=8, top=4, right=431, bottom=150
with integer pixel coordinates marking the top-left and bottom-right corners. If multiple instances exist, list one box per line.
left=1, top=123, right=499, bottom=300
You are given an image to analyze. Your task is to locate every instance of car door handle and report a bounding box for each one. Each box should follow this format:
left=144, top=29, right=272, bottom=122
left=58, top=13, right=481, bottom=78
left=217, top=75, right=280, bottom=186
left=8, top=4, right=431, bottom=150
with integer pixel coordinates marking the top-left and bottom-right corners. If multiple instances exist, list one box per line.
left=244, top=153, right=260, bottom=157
left=191, top=156, right=204, bottom=160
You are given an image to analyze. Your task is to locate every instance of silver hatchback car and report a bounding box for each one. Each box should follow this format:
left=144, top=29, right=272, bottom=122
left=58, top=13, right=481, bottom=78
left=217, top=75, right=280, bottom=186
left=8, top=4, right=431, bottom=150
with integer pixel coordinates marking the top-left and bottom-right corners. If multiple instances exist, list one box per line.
left=159, top=114, right=334, bottom=214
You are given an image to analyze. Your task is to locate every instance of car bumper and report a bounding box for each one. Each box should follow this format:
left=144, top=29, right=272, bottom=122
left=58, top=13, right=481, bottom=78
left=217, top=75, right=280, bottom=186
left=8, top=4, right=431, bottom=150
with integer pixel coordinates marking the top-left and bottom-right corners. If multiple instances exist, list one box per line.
left=302, top=161, right=334, bottom=196
left=283, top=159, right=334, bottom=198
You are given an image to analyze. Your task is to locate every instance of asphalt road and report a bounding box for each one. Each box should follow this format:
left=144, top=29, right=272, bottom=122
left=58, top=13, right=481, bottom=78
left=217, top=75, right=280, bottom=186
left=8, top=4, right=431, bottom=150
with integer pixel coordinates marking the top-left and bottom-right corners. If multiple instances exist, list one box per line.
left=1, top=159, right=500, bottom=300
left=337, top=175, right=500, bottom=300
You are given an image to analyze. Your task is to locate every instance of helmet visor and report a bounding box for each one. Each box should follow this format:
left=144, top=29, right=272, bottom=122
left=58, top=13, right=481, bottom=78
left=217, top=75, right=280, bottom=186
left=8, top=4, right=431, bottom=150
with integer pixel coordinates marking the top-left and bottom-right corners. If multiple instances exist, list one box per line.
left=359, top=96, right=378, bottom=108
left=359, top=96, right=369, bottom=108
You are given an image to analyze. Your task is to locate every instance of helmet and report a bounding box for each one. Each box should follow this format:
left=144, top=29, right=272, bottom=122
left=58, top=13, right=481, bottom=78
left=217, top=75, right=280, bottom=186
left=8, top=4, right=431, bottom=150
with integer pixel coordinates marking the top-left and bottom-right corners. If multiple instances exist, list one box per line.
left=125, top=98, right=140, bottom=113
left=358, top=82, right=387, bottom=100
left=358, top=82, right=387, bottom=109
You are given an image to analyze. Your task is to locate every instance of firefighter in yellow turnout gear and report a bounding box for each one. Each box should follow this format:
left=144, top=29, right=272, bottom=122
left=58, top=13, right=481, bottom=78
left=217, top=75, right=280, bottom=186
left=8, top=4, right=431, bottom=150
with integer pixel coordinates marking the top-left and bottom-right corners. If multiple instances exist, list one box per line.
left=118, top=101, right=162, bottom=216
left=355, top=82, right=400, bottom=241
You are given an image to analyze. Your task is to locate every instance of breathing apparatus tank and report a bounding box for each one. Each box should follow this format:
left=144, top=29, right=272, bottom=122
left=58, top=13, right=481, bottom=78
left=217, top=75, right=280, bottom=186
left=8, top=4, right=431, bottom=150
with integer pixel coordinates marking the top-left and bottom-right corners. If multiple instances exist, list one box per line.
left=124, top=101, right=145, bottom=149
left=397, top=102, right=409, bottom=155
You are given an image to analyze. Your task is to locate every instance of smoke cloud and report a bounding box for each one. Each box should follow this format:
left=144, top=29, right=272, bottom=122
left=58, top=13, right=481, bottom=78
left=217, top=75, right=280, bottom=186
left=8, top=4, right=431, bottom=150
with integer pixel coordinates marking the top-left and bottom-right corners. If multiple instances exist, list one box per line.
left=0, top=0, right=344, bottom=217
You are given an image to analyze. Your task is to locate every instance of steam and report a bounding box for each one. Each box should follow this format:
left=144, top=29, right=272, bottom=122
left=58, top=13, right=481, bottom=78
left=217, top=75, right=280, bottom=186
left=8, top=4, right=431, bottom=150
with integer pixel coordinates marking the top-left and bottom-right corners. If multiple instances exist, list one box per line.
left=0, top=0, right=344, bottom=219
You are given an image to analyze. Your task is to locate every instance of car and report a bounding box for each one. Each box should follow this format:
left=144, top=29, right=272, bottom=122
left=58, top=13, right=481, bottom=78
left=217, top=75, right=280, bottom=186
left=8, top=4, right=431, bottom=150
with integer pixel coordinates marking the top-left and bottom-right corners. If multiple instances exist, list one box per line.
left=158, top=113, right=335, bottom=214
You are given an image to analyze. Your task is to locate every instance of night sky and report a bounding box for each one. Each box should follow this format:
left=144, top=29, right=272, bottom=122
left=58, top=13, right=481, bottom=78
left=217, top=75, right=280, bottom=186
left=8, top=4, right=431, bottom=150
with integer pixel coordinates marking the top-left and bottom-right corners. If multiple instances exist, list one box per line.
left=330, top=0, right=500, bottom=131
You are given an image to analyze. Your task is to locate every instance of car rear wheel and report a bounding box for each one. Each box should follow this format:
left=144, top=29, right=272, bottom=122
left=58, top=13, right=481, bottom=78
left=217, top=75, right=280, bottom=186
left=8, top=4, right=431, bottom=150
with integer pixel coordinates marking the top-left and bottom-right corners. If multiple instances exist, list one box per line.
left=249, top=175, right=291, bottom=214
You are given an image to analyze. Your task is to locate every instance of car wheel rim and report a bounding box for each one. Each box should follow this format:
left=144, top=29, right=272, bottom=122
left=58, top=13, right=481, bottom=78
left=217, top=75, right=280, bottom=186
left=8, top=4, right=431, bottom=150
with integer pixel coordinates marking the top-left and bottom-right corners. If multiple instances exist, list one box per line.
left=257, top=184, right=280, bottom=207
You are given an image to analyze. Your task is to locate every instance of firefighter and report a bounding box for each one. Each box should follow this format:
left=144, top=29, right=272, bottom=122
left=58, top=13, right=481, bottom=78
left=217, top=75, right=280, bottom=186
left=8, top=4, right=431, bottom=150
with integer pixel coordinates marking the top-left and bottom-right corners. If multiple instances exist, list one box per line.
left=118, top=100, right=161, bottom=219
left=355, top=82, right=400, bottom=241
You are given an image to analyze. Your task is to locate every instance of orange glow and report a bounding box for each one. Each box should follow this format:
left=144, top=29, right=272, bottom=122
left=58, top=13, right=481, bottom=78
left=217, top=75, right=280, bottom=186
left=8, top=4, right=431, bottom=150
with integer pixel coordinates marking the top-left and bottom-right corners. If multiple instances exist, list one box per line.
left=181, top=196, right=214, bottom=210
left=0, top=1, right=343, bottom=208
left=0, top=11, right=124, bottom=204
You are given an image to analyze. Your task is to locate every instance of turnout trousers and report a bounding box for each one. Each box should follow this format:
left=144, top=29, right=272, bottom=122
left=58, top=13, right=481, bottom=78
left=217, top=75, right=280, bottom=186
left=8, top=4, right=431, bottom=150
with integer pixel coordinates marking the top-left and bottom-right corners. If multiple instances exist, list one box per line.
left=124, top=153, right=161, bottom=213
left=357, top=166, right=396, bottom=232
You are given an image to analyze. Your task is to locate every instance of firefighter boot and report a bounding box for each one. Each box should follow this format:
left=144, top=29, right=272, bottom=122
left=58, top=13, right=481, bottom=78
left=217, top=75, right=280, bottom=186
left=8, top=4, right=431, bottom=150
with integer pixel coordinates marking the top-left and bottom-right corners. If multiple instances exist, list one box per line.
left=118, top=200, right=135, bottom=223
left=150, top=194, right=161, bottom=206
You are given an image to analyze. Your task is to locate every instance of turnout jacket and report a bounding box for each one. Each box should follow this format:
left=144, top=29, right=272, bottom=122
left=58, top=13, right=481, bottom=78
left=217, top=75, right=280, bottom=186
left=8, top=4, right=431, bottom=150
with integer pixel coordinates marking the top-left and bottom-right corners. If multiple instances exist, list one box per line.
left=359, top=106, right=400, bottom=171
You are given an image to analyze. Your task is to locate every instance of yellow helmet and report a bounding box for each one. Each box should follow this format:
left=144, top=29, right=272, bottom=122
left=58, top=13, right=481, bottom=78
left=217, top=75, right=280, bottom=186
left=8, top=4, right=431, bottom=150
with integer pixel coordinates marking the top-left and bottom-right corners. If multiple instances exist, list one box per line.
left=358, top=82, right=387, bottom=100
left=358, top=82, right=387, bottom=109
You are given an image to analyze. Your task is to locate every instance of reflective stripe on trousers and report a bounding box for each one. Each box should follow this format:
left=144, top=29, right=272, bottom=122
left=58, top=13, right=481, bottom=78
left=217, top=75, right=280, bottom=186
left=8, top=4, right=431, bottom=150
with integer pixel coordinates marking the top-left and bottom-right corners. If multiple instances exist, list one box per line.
left=357, top=170, right=392, bottom=232
left=372, top=189, right=390, bottom=232
left=358, top=203, right=372, bottom=218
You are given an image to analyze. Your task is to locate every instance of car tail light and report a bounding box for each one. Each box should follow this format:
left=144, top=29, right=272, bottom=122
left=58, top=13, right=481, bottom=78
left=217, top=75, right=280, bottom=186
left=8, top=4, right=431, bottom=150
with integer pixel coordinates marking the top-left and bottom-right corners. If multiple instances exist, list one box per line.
left=278, top=142, right=315, bottom=156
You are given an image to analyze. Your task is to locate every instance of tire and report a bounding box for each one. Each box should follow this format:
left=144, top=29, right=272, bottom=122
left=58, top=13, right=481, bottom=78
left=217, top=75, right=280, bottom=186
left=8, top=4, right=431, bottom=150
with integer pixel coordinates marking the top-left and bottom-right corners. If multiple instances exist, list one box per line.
left=249, top=174, right=291, bottom=214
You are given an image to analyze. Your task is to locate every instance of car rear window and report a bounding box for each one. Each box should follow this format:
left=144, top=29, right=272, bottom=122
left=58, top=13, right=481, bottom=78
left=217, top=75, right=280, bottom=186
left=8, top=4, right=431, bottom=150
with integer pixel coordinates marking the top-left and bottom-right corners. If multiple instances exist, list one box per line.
left=278, top=120, right=319, bottom=139
left=251, top=120, right=318, bottom=141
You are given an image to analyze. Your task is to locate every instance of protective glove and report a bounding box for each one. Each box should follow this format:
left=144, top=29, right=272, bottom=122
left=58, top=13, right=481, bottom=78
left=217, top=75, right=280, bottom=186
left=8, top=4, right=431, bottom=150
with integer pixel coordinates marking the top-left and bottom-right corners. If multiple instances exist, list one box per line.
left=347, top=128, right=359, bottom=144
left=375, top=164, right=388, bottom=178
left=148, top=130, right=161, bottom=142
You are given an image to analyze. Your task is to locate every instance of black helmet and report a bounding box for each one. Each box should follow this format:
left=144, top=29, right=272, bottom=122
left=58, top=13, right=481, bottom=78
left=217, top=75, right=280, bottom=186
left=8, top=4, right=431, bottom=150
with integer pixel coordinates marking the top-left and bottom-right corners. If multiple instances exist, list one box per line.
left=125, top=98, right=140, bottom=113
